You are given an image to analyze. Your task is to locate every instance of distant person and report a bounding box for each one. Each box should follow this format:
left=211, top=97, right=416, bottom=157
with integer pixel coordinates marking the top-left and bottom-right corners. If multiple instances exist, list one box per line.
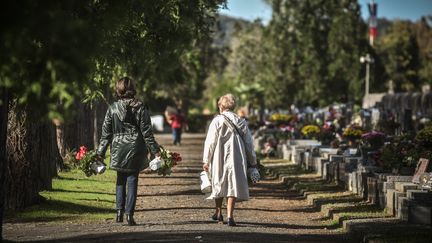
left=97, top=77, right=160, bottom=226
left=202, top=93, right=257, bottom=226
left=168, top=108, right=187, bottom=145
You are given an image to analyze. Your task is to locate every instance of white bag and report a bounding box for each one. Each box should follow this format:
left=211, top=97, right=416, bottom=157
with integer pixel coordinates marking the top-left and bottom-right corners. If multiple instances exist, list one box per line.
left=247, top=167, right=260, bottom=184
left=149, top=157, right=163, bottom=171
left=200, top=171, right=211, bottom=193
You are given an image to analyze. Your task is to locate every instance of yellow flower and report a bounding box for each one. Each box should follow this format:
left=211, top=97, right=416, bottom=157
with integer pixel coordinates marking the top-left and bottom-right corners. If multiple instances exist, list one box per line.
left=270, top=113, right=292, bottom=122
left=301, top=125, right=320, bottom=136
left=343, top=126, right=364, bottom=139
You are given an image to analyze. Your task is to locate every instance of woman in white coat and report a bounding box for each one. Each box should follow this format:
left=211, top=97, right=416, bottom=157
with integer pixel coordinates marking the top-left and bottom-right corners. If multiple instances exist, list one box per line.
left=202, top=93, right=257, bottom=226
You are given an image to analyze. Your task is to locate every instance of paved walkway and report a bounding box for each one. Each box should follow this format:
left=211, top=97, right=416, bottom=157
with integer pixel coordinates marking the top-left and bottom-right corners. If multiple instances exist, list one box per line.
left=4, top=133, right=349, bottom=242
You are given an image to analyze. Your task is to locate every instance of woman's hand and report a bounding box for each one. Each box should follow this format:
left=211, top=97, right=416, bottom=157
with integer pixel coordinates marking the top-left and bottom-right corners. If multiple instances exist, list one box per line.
left=202, top=163, right=209, bottom=172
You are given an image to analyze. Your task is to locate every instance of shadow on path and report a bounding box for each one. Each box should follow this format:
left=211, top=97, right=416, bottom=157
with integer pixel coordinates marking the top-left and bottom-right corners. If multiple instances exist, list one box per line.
left=27, top=230, right=349, bottom=243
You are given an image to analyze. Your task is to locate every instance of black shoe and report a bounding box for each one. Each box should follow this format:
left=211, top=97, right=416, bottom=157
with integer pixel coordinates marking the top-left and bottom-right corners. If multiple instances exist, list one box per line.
left=227, top=218, right=236, bottom=227
left=211, top=213, right=223, bottom=224
left=127, top=214, right=136, bottom=226
left=116, top=210, right=124, bottom=223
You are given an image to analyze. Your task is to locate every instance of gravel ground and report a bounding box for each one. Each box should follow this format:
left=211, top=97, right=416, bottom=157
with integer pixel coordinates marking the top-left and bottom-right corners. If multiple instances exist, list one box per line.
left=3, top=134, right=351, bottom=242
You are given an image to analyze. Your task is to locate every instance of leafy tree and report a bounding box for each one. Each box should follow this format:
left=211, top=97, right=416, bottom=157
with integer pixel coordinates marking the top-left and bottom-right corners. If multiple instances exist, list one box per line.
left=377, top=20, right=420, bottom=91
left=262, top=0, right=368, bottom=107
left=414, top=17, right=432, bottom=86
left=326, top=0, right=367, bottom=103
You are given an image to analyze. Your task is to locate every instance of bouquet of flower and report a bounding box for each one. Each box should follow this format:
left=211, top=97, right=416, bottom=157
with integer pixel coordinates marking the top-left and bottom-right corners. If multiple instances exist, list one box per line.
left=76, top=146, right=106, bottom=177
left=149, top=146, right=182, bottom=176
left=342, top=125, right=364, bottom=141
left=319, top=123, right=336, bottom=145
left=301, top=125, right=320, bottom=139
left=361, top=131, right=385, bottom=149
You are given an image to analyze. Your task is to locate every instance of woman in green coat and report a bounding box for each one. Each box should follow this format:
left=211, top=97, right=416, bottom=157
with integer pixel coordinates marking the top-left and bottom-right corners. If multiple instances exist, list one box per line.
left=97, top=77, right=160, bottom=226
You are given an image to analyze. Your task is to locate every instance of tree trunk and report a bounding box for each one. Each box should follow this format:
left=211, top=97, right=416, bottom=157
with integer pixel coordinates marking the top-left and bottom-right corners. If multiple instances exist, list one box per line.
left=4, top=100, right=61, bottom=209
left=92, top=101, right=107, bottom=149
left=0, top=88, right=9, bottom=241
left=56, top=101, right=95, bottom=159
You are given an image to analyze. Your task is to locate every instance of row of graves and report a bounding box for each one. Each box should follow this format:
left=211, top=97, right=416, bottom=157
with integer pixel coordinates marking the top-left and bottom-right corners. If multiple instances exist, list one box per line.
left=252, top=105, right=432, bottom=226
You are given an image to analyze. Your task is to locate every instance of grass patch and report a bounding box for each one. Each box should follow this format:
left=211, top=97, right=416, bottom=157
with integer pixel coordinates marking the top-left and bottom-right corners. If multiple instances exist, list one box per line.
left=6, top=169, right=117, bottom=223
left=321, top=203, right=391, bottom=229
left=294, top=180, right=342, bottom=192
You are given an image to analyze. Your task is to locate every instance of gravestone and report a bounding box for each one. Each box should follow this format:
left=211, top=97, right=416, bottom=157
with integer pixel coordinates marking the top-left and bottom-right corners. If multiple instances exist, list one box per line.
left=386, top=189, right=396, bottom=215
left=409, top=203, right=432, bottom=225
left=282, top=144, right=291, bottom=160
left=406, top=189, right=432, bottom=225
left=367, top=176, right=378, bottom=205
left=397, top=197, right=410, bottom=221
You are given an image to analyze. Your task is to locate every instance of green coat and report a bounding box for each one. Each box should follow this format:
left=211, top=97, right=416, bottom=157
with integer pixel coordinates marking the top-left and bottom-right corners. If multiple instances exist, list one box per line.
left=97, top=99, right=159, bottom=173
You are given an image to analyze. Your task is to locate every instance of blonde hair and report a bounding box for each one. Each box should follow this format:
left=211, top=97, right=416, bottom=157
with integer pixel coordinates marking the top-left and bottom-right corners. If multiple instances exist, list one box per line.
left=218, top=93, right=237, bottom=111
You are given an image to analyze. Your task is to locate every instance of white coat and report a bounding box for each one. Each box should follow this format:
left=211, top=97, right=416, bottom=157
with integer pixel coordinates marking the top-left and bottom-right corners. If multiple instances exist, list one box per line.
left=203, top=111, right=257, bottom=201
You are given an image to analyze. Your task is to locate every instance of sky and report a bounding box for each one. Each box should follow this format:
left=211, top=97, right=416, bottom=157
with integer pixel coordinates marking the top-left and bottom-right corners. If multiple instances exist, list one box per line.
left=219, top=0, right=432, bottom=23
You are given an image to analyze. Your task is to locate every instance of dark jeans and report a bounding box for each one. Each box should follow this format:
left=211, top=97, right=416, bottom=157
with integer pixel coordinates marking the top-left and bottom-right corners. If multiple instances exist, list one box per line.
left=172, top=128, right=182, bottom=145
left=116, top=171, right=139, bottom=216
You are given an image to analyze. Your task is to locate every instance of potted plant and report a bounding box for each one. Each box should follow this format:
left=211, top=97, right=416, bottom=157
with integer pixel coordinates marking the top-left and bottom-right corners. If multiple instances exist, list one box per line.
left=361, top=131, right=385, bottom=150
left=301, top=124, right=320, bottom=140
left=342, top=125, right=364, bottom=147
left=319, top=122, right=336, bottom=146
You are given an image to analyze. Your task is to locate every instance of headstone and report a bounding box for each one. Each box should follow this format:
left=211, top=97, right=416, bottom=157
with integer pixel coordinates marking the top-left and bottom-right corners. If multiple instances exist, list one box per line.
left=338, top=162, right=347, bottom=185
left=312, top=157, right=322, bottom=174
left=395, top=191, right=407, bottom=218
left=348, top=172, right=354, bottom=191
left=409, top=203, right=432, bottom=225
left=276, top=144, right=284, bottom=159
left=352, top=172, right=359, bottom=193
left=397, top=197, right=410, bottom=221
left=367, top=176, right=378, bottom=205
left=386, top=189, right=396, bottom=215
left=304, top=151, right=311, bottom=170
left=327, top=162, right=335, bottom=181
left=322, top=161, right=330, bottom=180
left=377, top=179, right=386, bottom=209
left=282, top=144, right=291, bottom=160
left=359, top=172, right=369, bottom=199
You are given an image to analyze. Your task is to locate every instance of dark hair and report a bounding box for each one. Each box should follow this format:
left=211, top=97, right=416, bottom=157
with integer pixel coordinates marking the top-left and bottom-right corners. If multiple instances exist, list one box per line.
left=116, top=77, right=136, bottom=99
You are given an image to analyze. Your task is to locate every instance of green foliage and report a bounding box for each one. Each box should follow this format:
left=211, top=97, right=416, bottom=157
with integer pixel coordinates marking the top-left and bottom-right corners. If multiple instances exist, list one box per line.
left=378, top=134, right=419, bottom=170
left=377, top=21, right=420, bottom=91
left=261, top=0, right=367, bottom=107
left=0, top=0, right=226, bottom=119
left=415, top=124, right=432, bottom=147
left=203, top=21, right=266, bottom=111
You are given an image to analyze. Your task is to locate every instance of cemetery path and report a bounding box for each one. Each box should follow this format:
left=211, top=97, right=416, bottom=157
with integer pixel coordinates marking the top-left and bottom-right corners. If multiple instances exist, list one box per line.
left=3, top=133, right=350, bottom=242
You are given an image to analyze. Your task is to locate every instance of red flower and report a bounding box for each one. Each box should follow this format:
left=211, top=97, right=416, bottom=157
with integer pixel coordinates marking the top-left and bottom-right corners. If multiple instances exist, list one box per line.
left=170, top=152, right=182, bottom=162
left=76, top=146, right=87, bottom=160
